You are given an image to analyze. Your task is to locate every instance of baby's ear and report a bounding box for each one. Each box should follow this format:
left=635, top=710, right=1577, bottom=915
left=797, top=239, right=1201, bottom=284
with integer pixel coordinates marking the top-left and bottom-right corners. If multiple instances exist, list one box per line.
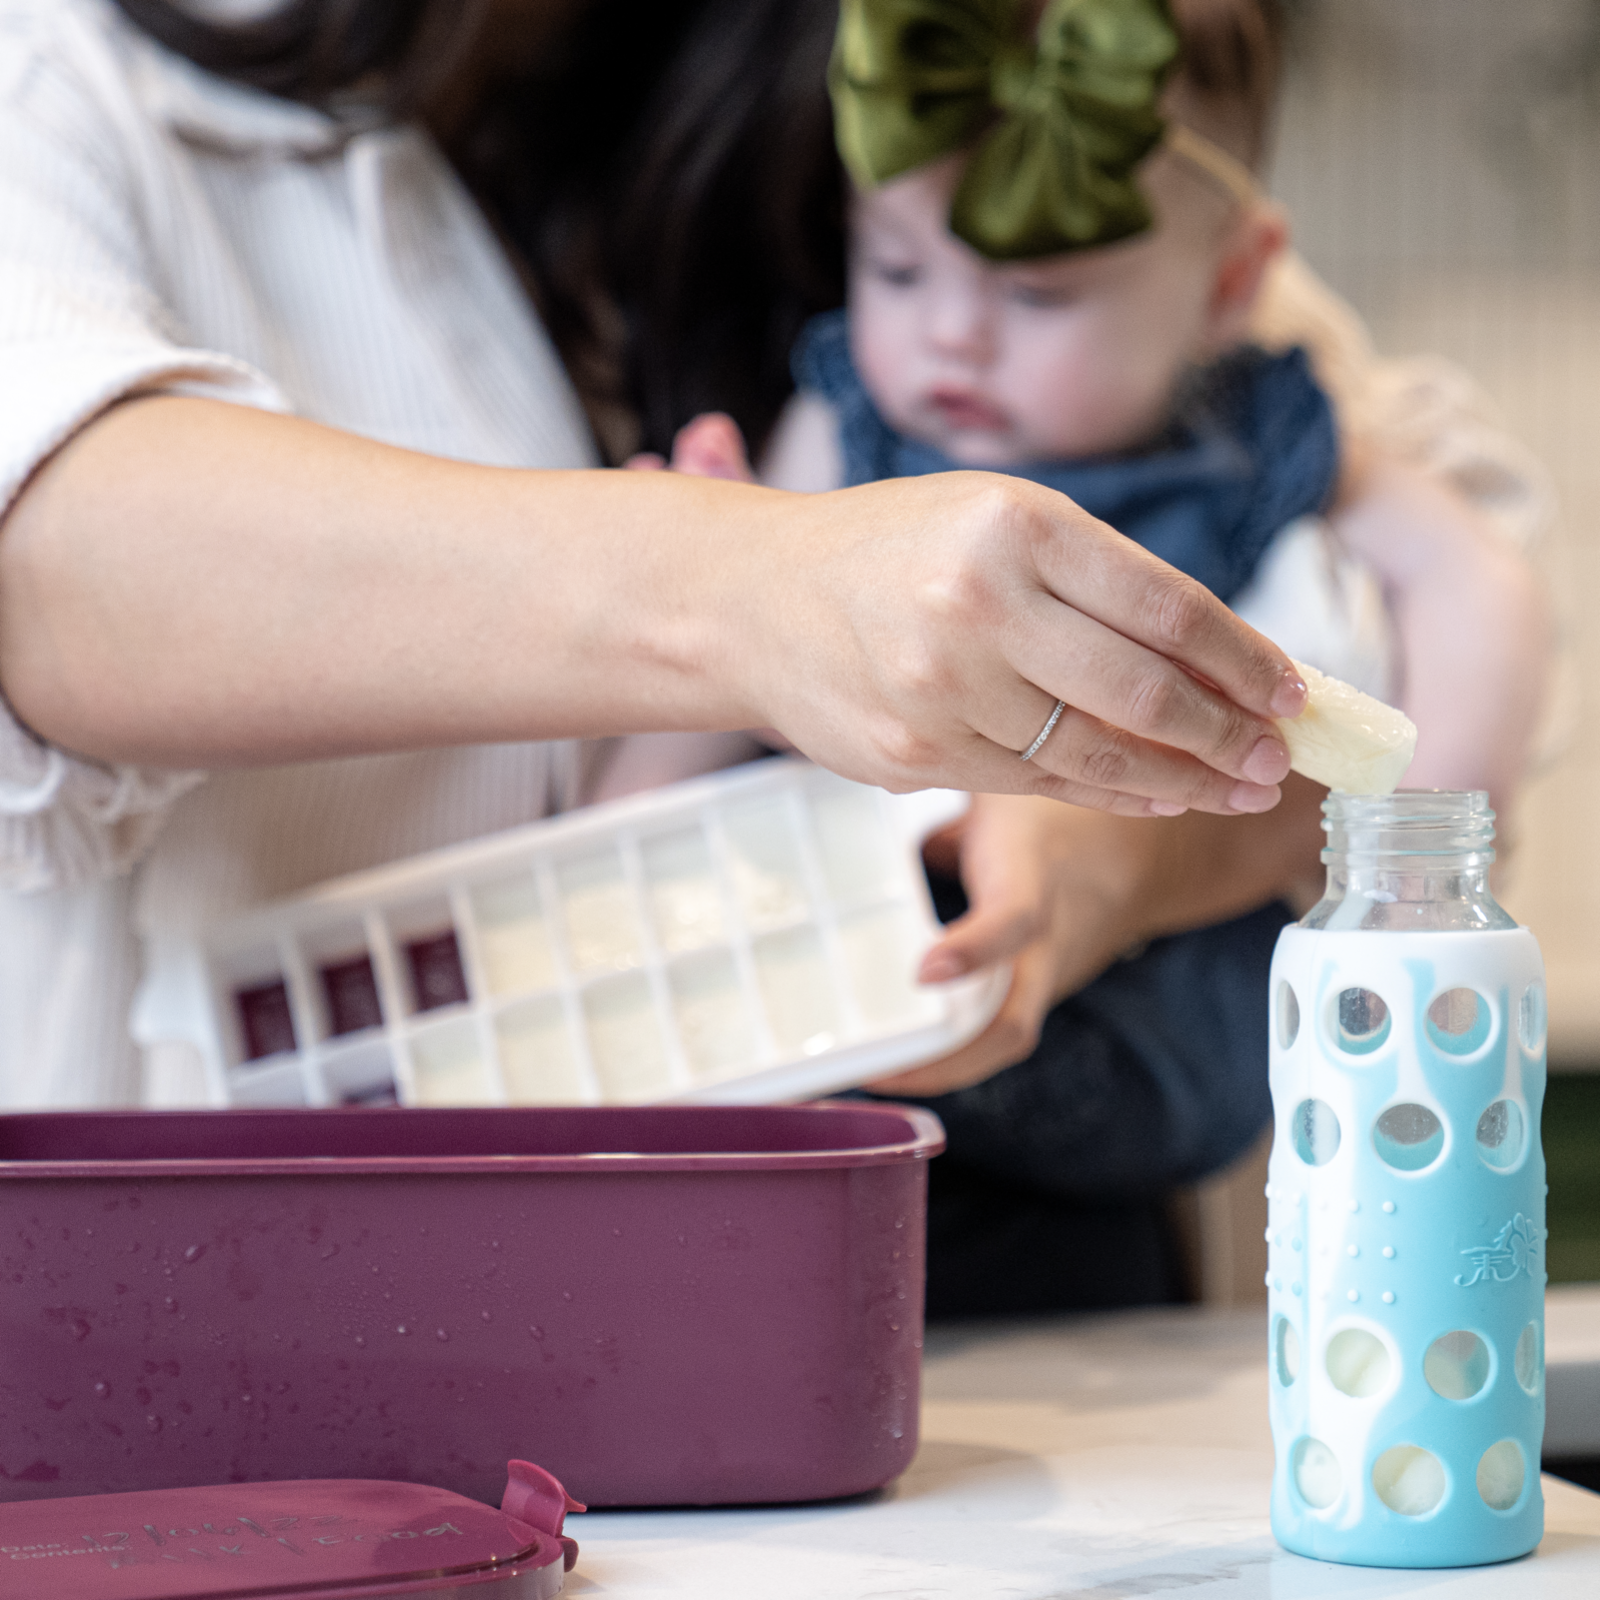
left=1203, top=200, right=1289, bottom=354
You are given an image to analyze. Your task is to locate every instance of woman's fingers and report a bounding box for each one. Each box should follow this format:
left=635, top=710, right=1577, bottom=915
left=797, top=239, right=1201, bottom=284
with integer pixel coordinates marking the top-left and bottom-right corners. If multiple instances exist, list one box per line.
left=917, top=853, right=1045, bottom=983
left=976, top=693, right=1279, bottom=816
left=1001, top=587, right=1292, bottom=804
left=869, top=941, right=1059, bottom=1097
left=1030, top=499, right=1308, bottom=721
left=919, top=792, right=1116, bottom=984
left=907, top=697, right=1264, bottom=818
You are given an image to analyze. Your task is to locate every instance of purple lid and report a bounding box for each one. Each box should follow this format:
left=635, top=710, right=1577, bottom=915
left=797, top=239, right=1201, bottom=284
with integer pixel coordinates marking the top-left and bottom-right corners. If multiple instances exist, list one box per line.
left=0, top=1461, right=579, bottom=1599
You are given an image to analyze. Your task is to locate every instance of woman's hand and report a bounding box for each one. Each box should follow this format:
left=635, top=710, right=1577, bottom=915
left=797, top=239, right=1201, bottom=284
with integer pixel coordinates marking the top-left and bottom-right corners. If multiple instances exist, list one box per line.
left=868, top=793, right=1140, bottom=1098
left=734, top=468, right=1306, bottom=814
left=633, top=410, right=1307, bottom=815
left=869, top=777, right=1327, bottom=1097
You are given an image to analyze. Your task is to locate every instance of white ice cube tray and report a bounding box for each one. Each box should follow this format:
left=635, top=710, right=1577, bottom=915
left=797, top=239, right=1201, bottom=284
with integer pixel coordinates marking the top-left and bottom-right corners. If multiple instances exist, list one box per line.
left=167, top=759, right=1006, bottom=1109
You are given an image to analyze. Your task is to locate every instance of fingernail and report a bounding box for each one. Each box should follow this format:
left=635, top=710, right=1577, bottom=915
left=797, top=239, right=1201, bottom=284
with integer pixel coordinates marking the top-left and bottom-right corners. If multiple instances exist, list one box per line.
left=1242, top=734, right=1291, bottom=785
left=1270, top=670, right=1308, bottom=718
left=1228, top=779, right=1281, bottom=814
left=919, top=951, right=965, bottom=983
left=1148, top=799, right=1187, bottom=817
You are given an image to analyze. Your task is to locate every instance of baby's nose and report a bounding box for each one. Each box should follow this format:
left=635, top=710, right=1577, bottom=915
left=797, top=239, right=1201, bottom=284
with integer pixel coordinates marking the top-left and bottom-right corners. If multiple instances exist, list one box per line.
left=924, top=285, right=998, bottom=364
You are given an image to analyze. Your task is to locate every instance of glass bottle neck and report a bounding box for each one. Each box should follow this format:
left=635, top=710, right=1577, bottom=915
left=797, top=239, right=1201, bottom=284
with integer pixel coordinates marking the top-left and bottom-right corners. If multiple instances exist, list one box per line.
left=1300, top=791, right=1518, bottom=933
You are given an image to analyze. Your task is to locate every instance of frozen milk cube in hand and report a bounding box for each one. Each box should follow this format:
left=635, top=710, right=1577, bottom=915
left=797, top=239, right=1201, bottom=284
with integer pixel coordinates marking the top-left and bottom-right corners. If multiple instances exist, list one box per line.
left=1275, top=660, right=1417, bottom=794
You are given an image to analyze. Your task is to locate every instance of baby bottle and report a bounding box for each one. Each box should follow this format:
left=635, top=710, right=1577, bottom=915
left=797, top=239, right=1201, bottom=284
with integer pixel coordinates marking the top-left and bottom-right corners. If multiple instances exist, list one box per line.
left=1266, top=791, right=1546, bottom=1567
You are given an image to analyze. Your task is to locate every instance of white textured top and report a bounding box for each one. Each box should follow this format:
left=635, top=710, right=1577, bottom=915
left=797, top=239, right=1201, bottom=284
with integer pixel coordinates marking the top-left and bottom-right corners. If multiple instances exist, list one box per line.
left=0, top=0, right=597, bottom=1106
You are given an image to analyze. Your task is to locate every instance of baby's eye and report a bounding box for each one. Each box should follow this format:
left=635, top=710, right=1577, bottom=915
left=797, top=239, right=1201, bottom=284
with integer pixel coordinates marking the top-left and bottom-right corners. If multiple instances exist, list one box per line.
left=867, top=259, right=921, bottom=289
left=1007, top=282, right=1075, bottom=309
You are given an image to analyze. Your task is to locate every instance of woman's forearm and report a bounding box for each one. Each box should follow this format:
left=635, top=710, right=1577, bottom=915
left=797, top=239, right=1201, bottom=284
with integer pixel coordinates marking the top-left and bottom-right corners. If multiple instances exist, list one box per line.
left=0, top=397, right=758, bottom=765
left=0, top=395, right=1305, bottom=810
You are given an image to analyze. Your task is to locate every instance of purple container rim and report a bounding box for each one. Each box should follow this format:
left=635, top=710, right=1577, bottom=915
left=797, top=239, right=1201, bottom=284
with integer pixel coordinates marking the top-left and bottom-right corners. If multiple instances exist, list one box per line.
left=0, top=1103, right=946, bottom=1180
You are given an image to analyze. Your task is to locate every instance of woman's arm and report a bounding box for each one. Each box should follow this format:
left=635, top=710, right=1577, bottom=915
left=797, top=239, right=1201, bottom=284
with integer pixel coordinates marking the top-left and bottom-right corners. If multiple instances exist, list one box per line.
left=872, top=775, right=1327, bottom=1095
left=0, top=394, right=1305, bottom=813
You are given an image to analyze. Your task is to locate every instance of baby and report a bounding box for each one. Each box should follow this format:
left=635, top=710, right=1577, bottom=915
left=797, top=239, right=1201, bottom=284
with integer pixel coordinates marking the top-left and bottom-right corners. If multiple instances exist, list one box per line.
left=602, top=0, right=1547, bottom=816
left=599, top=1, right=1550, bottom=1313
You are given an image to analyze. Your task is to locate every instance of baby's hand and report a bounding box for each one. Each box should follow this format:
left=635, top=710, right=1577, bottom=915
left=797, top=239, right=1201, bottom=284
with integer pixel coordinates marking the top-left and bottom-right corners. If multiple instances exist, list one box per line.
left=623, top=413, right=755, bottom=481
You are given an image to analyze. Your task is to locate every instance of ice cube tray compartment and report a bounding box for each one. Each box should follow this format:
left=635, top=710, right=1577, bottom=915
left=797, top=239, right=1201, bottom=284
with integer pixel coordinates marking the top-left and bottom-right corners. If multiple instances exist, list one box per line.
left=176, top=760, right=1004, bottom=1109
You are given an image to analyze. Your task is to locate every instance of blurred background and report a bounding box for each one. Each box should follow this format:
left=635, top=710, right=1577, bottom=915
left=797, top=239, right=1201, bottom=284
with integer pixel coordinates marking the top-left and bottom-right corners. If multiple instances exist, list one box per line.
left=1271, top=0, right=1599, bottom=1280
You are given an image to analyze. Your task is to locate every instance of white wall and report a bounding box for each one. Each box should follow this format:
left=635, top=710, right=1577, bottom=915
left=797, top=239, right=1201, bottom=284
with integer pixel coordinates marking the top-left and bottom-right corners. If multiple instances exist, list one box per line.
left=1270, top=0, right=1600, bottom=1061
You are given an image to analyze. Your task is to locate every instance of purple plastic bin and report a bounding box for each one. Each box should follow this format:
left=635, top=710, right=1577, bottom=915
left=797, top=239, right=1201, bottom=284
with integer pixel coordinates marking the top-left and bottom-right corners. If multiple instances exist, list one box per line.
left=0, top=1104, right=942, bottom=1510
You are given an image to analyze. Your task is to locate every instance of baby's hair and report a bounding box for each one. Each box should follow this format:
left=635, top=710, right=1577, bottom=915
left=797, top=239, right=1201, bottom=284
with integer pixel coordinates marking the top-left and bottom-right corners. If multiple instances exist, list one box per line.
left=1165, top=0, right=1285, bottom=175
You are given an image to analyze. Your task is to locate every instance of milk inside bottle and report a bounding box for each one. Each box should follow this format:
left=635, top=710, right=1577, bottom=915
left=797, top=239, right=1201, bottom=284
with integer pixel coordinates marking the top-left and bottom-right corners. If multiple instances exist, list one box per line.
left=1267, top=790, right=1546, bottom=1567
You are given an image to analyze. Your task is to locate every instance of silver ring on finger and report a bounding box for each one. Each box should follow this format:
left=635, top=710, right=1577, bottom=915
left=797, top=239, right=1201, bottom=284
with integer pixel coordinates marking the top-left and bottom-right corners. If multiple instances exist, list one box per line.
left=1020, top=698, right=1068, bottom=762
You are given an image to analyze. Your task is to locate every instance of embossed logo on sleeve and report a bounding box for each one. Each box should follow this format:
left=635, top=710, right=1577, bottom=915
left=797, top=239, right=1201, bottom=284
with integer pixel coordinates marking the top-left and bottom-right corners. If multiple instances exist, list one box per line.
left=1455, top=1214, right=1542, bottom=1287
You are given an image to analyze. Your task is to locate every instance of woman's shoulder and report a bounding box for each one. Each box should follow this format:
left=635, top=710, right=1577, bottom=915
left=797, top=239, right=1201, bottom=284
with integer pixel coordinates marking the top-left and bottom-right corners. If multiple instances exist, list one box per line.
left=1, top=0, right=173, bottom=154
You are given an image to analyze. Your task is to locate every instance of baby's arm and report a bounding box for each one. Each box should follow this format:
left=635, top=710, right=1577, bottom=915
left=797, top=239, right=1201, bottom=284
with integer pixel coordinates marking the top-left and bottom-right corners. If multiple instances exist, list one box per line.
left=1330, top=452, right=1552, bottom=817
left=758, top=394, right=845, bottom=492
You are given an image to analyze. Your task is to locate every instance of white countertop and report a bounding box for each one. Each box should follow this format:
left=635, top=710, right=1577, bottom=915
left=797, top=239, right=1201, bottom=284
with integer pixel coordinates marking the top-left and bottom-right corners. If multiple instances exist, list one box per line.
left=566, top=1296, right=1600, bottom=1597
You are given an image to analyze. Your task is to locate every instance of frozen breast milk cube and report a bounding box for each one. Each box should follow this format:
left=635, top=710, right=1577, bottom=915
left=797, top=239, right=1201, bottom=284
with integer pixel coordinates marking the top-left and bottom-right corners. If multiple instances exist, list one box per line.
left=1276, top=660, right=1417, bottom=794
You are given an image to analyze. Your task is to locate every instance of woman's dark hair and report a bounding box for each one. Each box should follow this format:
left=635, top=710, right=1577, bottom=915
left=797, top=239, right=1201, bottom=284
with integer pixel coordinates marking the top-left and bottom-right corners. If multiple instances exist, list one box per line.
left=465, top=0, right=845, bottom=460
left=112, top=0, right=477, bottom=112
left=114, top=0, right=846, bottom=462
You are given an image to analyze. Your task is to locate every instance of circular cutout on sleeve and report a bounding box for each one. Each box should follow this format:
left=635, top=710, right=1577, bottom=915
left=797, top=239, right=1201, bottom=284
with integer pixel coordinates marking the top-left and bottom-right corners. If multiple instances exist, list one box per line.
left=1372, top=1445, right=1446, bottom=1516
left=1292, top=1437, right=1341, bottom=1509
left=1476, top=1100, right=1525, bottom=1170
left=1326, top=1327, right=1391, bottom=1397
left=1277, top=981, right=1300, bottom=1049
left=1477, top=1439, right=1526, bottom=1511
left=1291, top=1099, right=1341, bottom=1166
left=1426, top=988, right=1491, bottom=1055
left=1334, top=988, right=1391, bottom=1055
left=1373, top=1103, right=1444, bottom=1171
left=1424, top=1330, right=1490, bottom=1400
left=1275, top=1316, right=1301, bottom=1386
left=1519, top=982, right=1547, bottom=1054
left=1515, top=1322, right=1542, bottom=1395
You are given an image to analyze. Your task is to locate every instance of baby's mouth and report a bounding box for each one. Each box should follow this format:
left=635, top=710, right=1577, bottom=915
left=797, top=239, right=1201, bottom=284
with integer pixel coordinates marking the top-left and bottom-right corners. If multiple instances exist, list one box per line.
left=926, top=388, right=1010, bottom=433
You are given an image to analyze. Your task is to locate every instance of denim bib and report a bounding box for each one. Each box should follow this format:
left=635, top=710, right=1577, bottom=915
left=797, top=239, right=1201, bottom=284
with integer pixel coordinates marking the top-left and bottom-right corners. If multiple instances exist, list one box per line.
left=792, top=309, right=1339, bottom=604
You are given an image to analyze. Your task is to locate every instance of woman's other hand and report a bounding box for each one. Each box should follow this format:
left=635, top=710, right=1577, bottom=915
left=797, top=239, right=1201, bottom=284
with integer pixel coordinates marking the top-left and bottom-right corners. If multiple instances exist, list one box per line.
left=868, top=793, right=1135, bottom=1098
left=869, top=778, right=1326, bottom=1097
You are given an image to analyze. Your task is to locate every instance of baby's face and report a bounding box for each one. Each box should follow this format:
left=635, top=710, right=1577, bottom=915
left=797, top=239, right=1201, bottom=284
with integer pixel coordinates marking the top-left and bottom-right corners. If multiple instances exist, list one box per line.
left=848, top=155, right=1230, bottom=466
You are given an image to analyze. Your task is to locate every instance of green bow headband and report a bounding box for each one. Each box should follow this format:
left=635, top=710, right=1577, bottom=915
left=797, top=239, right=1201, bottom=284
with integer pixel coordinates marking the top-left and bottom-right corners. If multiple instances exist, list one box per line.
left=830, top=0, right=1184, bottom=260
